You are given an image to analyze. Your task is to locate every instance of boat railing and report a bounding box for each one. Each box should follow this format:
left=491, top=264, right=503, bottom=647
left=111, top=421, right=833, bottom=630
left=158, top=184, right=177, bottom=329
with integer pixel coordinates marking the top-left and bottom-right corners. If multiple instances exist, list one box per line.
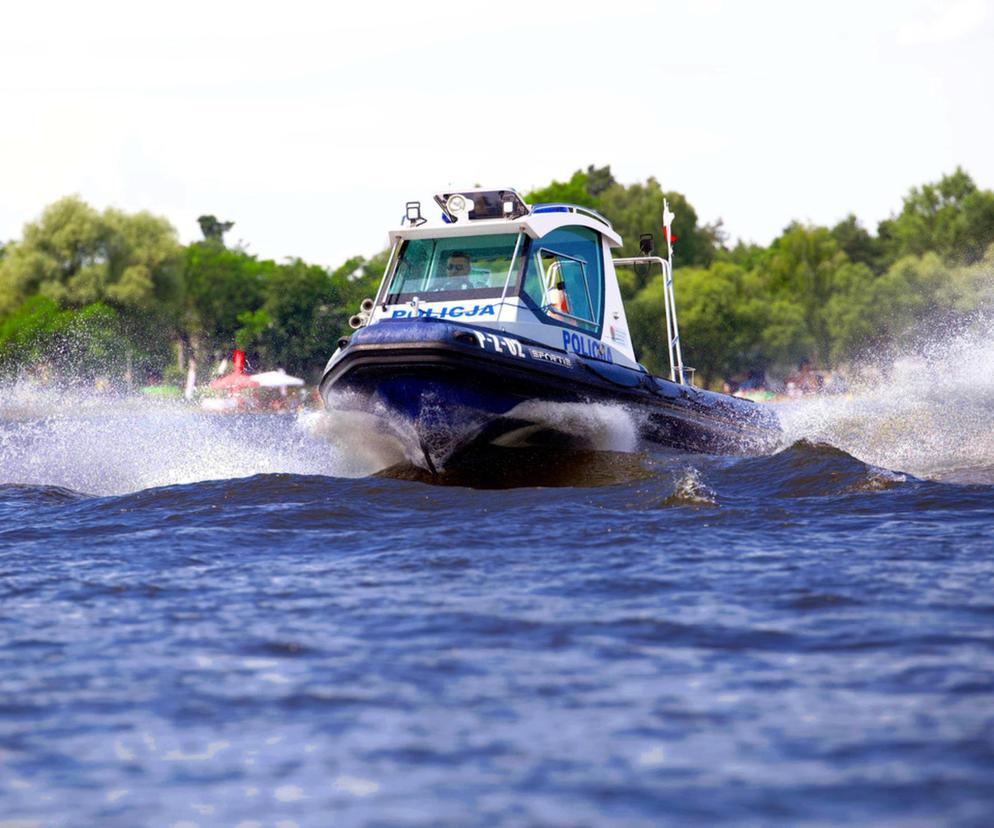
left=612, top=255, right=686, bottom=385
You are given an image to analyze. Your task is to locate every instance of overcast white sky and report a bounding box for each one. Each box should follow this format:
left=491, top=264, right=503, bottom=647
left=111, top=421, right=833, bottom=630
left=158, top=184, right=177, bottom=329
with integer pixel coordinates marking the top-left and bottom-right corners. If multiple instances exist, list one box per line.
left=2, top=0, right=992, bottom=267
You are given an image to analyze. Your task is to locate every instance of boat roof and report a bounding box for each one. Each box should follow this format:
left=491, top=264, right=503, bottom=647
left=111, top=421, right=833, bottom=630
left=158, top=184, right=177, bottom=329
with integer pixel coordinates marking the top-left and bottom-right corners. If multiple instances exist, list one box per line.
left=388, top=188, right=624, bottom=248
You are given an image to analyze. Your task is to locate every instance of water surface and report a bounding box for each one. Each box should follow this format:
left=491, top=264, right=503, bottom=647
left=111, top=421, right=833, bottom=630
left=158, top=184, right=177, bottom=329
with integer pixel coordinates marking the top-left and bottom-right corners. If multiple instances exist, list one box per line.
left=1, top=374, right=992, bottom=827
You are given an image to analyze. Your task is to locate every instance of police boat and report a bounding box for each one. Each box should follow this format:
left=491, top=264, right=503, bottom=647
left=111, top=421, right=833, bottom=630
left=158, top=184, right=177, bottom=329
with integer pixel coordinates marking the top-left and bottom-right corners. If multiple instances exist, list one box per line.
left=319, top=188, right=780, bottom=471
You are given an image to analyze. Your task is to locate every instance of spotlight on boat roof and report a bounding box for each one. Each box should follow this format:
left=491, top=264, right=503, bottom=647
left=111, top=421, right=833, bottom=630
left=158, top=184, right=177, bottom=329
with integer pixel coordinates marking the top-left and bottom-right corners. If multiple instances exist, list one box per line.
left=446, top=193, right=472, bottom=219
left=434, top=188, right=529, bottom=222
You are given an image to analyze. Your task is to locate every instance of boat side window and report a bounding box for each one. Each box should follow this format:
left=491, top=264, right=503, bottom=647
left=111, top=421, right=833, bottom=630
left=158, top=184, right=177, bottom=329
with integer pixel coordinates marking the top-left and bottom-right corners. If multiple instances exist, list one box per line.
left=520, top=226, right=603, bottom=332
left=385, top=234, right=521, bottom=302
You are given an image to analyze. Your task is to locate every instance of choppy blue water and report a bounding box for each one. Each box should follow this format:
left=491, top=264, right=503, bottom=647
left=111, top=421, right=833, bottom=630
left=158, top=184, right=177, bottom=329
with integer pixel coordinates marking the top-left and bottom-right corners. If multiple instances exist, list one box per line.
left=1, top=384, right=993, bottom=826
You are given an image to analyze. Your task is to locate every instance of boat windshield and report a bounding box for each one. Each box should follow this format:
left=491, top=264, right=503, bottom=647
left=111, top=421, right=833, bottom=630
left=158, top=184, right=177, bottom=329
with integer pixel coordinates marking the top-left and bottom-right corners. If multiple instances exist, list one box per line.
left=384, top=233, right=522, bottom=302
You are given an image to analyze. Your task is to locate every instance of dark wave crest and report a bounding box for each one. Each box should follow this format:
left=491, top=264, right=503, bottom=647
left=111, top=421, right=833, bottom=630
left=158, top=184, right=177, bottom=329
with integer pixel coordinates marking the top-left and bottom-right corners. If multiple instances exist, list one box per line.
left=719, top=439, right=910, bottom=499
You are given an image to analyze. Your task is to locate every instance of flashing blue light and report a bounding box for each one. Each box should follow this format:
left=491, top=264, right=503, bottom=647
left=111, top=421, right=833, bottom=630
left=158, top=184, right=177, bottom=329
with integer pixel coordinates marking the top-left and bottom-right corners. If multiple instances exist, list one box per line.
left=531, top=204, right=570, bottom=214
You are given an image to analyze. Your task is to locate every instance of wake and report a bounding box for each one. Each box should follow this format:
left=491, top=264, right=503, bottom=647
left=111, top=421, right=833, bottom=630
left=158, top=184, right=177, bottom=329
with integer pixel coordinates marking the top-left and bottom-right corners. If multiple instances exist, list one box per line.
left=0, top=380, right=646, bottom=495
left=778, top=321, right=994, bottom=482
left=0, top=388, right=378, bottom=496
left=6, top=316, right=993, bottom=496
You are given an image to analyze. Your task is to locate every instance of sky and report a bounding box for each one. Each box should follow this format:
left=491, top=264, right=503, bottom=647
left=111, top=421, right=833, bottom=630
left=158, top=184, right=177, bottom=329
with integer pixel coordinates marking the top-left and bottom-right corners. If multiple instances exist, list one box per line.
left=2, top=0, right=993, bottom=268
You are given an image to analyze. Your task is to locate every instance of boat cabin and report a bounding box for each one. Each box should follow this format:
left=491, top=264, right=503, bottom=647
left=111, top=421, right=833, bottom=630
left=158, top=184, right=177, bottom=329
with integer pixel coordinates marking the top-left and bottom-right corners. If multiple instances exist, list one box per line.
left=366, top=188, right=643, bottom=370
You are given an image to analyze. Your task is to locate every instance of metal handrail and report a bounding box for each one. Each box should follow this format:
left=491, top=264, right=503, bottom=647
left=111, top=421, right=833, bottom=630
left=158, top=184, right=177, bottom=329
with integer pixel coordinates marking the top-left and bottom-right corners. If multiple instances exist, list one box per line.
left=612, top=255, right=686, bottom=384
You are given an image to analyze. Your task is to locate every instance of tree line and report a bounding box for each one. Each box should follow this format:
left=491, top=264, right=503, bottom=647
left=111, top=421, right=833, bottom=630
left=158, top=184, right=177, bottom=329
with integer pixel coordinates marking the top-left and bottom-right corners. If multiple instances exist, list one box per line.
left=0, top=199, right=387, bottom=387
left=1, top=166, right=992, bottom=389
left=530, top=166, right=994, bottom=386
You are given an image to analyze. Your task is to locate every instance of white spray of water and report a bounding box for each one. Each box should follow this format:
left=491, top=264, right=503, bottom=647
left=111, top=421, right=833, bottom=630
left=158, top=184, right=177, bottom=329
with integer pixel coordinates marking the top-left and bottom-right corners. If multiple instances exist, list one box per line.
left=777, top=321, right=994, bottom=481
left=300, top=406, right=408, bottom=472
left=496, top=400, right=640, bottom=453
left=0, top=382, right=646, bottom=493
left=666, top=466, right=719, bottom=506
left=26, top=324, right=989, bottom=493
left=0, top=385, right=402, bottom=496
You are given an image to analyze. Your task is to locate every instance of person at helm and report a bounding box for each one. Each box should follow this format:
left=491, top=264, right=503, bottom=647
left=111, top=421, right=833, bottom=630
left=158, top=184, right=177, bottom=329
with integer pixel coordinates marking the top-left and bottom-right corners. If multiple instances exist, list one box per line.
left=438, top=250, right=476, bottom=290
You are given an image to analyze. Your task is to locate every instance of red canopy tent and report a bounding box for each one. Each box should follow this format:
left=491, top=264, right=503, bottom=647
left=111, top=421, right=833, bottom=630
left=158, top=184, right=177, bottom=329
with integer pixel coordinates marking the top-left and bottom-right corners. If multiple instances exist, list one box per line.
left=208, top=349, right=259, bottom=391
left=208, top=371, right=259, bottom=391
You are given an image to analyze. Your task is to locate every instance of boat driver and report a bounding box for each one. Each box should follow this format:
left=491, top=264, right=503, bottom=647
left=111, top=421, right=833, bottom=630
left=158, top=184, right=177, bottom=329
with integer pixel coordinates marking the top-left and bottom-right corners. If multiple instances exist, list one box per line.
left=439, top=250, right=477, bottom=290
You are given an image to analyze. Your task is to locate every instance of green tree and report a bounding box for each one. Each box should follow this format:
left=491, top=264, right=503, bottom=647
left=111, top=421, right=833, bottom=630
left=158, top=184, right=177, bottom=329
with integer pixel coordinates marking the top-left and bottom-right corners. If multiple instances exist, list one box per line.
left=824, top=253, right=954, bottom=362
left=179, top=242, right=271, bottom=372
left=528, top=170, right=723, bottom=281
left=758, top=298, right=815, bottom=370
left=197, top=215, right=235, bottom=245
left=231, top=248, right=393, bottom=380
left=0, top=196, right=182, bottom=316
left=628, top=262, right=768, bottom=386
left=0, top=295, right=65, bottom=372
left=669, top=264, right=747, bottom=386
left=0, top=295, right=168, bottom=382
left=251, top=259, right=341, bottom=378
left=821, top=261, right=878, bottom=363
left=939, top=245, right=994, bottom=316
left=525, top=170, right=599, bottom=208
left=598, top=178, right=721, bottom=275
left=584, top=164, right=616, bottom=197
left=756, top=223, right=848, bottom=365
left=831, top=214, right=882, bottom=272
left=716, top=240, right=766, bottom=271
left=234, top=307, right=270, bottom=353
left=877, top=167, right=994, bottom=266
left=102, top=208, right=184, bottom=312
left=328, top=249, right=393, bottom=333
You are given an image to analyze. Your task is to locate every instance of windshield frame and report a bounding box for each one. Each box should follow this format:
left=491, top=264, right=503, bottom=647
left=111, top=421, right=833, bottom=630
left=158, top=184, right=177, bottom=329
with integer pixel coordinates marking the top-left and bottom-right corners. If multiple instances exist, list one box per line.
left=382, top=232, right=525, bottom=305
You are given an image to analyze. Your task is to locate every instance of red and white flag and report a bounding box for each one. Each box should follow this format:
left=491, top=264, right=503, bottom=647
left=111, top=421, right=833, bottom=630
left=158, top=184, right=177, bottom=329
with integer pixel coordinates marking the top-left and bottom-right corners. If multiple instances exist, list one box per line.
left=662, top=201, right=676, bottom=244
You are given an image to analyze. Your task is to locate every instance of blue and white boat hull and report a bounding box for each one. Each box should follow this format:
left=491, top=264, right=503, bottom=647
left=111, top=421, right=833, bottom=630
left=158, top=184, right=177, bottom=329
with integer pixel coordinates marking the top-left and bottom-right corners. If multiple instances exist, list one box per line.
left=319, top=318, right=781, bottom=469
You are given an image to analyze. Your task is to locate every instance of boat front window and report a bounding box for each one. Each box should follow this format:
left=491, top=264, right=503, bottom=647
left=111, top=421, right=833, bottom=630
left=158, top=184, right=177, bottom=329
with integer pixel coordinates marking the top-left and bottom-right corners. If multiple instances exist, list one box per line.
left=385, top=233, right=522, bottom=302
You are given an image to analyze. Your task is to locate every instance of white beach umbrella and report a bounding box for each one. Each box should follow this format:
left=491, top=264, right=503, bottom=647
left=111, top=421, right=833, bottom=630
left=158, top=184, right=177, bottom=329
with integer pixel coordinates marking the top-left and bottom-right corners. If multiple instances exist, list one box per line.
left=251, top=369, right=305, bottom=388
